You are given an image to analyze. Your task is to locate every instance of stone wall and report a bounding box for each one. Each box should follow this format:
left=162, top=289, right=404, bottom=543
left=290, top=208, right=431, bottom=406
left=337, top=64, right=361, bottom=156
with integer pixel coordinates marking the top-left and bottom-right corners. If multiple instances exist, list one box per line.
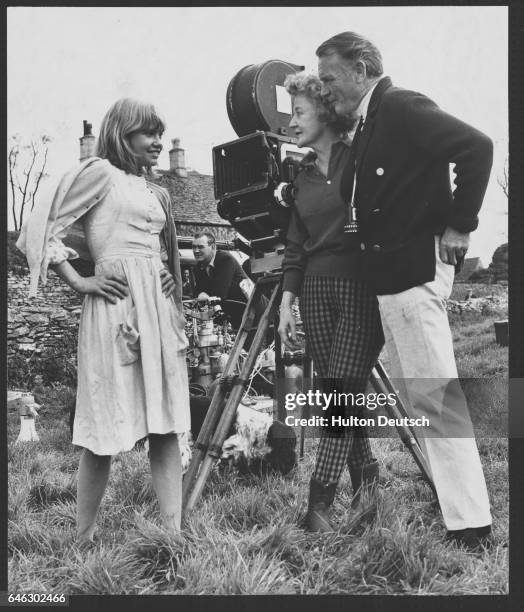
left=8, top=267, right=82, bottom=359
left=446, top=294, right=508, bottom=315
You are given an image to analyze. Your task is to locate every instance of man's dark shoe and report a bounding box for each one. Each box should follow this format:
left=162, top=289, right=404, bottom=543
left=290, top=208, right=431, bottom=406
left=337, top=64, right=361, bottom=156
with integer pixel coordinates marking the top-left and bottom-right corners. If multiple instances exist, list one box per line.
left=446, top=525, right=492, bottom=550
left=303, top=478, right=337, bottom=533
left=350, top=459, right=380, bottom=509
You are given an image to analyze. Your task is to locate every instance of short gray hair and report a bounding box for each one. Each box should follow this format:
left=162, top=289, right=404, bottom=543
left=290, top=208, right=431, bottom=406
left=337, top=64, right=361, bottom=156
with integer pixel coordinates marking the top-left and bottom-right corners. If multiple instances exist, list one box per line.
left=284, top=71, right=350, bottom=133
left=316, top=32, right=383, bottom=78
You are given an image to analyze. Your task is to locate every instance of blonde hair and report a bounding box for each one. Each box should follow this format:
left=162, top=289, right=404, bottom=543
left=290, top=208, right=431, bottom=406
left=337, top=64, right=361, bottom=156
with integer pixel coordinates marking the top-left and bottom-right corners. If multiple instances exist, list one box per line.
left=95, top=98, right=166, bottom=175
left=284, top=72, right=349, bottom=133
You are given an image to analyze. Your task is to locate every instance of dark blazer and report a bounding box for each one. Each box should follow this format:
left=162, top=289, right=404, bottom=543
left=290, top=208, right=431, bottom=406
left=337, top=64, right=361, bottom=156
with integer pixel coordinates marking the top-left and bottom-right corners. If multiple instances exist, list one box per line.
left=341, top=77, right=493, bottom=295
left=193, top=250, right=249, bottom=328
left=193, top=250, right=247, bottom=302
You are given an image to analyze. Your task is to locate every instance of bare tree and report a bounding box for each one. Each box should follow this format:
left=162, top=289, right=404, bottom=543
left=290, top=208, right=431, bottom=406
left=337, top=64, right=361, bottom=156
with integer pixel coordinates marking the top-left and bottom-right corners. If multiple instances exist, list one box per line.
left=8, top=134, right=52, bottom=231
left=497, top=156, right=508, bottom=199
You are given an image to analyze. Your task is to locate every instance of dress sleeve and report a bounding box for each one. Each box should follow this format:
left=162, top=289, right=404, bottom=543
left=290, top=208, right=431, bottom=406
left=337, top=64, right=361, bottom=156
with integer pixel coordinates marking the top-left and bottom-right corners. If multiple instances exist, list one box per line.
left=45, top=236, right=80, bottom=265
left=16, top=157, right=114, bottom=297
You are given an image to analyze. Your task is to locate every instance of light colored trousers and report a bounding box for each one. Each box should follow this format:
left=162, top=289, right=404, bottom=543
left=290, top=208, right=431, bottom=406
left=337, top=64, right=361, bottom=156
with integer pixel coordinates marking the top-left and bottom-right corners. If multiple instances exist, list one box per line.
left=377, top=236, right=492, bottom=530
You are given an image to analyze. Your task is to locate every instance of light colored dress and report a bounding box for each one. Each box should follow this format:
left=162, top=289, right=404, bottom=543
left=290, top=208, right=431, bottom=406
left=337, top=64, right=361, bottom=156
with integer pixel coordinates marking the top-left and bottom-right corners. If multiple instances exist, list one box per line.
left=38, top=161, right=190, bottom=455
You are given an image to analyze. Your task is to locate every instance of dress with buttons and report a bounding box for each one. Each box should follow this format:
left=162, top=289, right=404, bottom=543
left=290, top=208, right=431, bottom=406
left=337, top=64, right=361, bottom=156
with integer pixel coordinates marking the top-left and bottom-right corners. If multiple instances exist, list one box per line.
left=51, top=164, right=191, bottom=456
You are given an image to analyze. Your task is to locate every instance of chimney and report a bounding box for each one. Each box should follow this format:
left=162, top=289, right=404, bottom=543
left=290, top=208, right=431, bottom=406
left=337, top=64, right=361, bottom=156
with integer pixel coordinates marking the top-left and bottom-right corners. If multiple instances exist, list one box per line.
left=79, top=120, right=96, bottom=162
left=169, top=138, right=188, bottom=177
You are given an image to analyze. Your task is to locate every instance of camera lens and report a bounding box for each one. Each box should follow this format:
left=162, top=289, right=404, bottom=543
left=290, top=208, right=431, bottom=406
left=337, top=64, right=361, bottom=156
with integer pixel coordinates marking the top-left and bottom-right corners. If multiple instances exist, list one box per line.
left=274, top=182, right=296, bottom=208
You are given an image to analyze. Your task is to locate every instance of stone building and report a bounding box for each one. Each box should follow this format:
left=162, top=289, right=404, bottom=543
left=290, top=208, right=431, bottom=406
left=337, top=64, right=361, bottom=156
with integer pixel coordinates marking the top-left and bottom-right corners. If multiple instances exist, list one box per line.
left=153, top=137, right=235, bottom=242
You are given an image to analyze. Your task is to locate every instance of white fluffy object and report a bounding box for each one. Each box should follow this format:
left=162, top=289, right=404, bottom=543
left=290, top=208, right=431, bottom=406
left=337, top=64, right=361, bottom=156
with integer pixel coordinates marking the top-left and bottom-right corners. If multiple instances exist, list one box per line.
left=8, top=392, right=40, bottom=443
left=178, top=431, right=192, bottom=474
left=221, top=403, right=272, bottom=463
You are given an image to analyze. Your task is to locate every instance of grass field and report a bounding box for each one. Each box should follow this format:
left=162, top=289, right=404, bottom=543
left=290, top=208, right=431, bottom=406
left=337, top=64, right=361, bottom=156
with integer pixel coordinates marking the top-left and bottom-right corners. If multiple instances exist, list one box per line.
left=7, top=284, right=508, bottom=595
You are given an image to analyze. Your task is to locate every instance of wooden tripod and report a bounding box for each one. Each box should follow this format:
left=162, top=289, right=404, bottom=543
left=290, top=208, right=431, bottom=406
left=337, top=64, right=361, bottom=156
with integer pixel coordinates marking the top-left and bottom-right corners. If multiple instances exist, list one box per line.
left=182, top=273, right=282, bottom=516
left=182, top=273, right=436, bottom=517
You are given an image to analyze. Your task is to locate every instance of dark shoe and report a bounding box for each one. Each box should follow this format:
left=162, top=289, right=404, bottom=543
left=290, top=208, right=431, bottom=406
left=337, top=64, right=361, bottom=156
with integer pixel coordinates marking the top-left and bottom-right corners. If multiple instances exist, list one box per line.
left=350, top=460, right=380, bottom=509
left=303, top=478, right=337, bottom=533
left=446, top=525, right=492, bottom=550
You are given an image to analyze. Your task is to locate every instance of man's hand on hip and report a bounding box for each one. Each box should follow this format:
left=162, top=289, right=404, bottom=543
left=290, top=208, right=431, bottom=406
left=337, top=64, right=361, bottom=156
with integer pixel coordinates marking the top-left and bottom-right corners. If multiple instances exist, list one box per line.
left=439, top=227, right=470, bottom=266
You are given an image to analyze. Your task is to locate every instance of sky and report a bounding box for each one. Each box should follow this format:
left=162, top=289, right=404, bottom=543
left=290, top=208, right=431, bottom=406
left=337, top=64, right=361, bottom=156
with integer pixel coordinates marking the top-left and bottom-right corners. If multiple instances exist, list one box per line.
left=7, top=6, right=508, bottom=263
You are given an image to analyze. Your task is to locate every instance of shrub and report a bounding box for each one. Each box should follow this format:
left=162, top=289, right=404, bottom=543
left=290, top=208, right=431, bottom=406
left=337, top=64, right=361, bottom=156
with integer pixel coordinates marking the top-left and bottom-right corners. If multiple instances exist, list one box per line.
left=38, top=349, right=77, bottom=388
left=7, top=231, right=28, bottom=271
left=8, top=328, right=78, bottom=390
left=8, top=353, right=35, bottom=390
left=469, top=268, right=493, bottom=283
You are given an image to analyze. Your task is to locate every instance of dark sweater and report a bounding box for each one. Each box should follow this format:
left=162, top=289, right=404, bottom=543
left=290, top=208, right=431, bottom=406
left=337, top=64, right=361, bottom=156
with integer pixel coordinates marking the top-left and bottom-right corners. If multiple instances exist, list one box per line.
left=282, top=140, right=366, bottom=296
left=193, top=249, right=248, bottom=304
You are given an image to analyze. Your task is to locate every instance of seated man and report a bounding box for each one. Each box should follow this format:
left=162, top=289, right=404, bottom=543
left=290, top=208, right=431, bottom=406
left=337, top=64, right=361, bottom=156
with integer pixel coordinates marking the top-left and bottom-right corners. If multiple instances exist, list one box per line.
left=192, top=231, right=254, bottom=330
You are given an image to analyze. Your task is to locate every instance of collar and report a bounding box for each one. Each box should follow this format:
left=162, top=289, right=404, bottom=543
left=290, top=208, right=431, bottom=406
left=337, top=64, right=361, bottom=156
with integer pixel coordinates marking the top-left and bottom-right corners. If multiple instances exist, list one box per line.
left=299, top=139, right=351, bottom=168
left=355, top=79, right=382, bottom=123
left=349, top=77, right=391, bottom=139
left=199, top=252, right=216, bottom=270
left=365, top=76, right=393, bottom=120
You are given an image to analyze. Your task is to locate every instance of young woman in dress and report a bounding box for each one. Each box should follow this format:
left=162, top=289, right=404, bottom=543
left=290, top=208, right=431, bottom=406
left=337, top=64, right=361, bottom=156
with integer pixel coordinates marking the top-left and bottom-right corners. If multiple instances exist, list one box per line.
left=17, top=98, right=190, bottom=542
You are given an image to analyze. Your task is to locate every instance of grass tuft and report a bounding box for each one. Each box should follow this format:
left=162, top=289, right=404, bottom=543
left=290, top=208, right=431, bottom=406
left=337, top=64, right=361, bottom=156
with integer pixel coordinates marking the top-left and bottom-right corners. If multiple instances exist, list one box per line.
left=27, top=472, right=76, bottom=509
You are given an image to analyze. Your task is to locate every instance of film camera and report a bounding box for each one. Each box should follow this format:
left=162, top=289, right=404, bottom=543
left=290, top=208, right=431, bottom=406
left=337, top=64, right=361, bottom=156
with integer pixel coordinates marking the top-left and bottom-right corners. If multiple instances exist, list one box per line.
left=213, top=60, right=309, bottom=275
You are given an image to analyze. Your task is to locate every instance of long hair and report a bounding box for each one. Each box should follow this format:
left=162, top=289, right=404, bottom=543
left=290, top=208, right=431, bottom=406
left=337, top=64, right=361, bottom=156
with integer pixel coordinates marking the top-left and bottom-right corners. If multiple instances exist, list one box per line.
left=95, top=98, right=166, bottom=175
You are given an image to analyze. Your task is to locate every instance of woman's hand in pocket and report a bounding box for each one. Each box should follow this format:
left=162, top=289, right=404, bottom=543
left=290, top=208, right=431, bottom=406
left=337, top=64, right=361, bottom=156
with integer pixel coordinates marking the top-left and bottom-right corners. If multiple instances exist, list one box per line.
left=75, top=273, right=128, bottom=304
left=159, top=268, right=176, bottom=298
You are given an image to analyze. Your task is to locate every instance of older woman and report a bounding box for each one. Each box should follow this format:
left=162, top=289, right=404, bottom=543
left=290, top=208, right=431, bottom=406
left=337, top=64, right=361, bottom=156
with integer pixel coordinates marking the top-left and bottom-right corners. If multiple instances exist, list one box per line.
left=278, top=73, right=384, bottom=532
left=17, top=98, right=190, bottom=543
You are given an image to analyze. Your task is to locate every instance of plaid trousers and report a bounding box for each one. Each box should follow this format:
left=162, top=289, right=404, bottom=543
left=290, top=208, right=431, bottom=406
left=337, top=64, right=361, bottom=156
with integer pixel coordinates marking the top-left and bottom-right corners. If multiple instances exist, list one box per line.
left=300, top=276, right=384, bottom=485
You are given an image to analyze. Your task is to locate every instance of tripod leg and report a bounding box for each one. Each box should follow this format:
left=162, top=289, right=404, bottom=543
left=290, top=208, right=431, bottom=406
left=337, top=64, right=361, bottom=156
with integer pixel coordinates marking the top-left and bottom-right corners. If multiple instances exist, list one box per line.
left=274, top=330, right=287, bottom=423
left=184, top=281, right=281, bottom=515
left=369, top=361, right=436, bottom=497
left=182, top=384, right=228, bottom=504
left=183, top=283, right=262, bottom=507
left=299, top=355, right=314, bottom=459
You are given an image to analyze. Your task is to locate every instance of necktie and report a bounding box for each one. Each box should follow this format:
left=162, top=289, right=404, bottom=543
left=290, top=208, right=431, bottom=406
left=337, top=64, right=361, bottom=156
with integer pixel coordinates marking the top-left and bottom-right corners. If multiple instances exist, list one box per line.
left=342, top=115, right=364, bottom=234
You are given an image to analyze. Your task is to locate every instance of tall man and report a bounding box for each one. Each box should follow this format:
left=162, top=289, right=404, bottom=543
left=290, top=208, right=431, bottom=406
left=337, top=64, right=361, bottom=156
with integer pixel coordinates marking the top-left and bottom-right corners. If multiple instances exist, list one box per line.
left=316, top=31, right=492, bottom=547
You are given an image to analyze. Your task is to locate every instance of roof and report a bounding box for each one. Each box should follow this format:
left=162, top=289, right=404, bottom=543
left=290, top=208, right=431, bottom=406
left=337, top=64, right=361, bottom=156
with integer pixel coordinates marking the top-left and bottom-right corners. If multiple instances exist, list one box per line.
left=153, top=169, right=229, bottom=226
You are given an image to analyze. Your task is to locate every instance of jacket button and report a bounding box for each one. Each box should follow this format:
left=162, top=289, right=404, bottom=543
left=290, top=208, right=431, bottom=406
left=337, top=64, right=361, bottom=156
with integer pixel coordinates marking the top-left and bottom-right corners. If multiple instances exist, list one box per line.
left=372, top=244, right=381, bottom=252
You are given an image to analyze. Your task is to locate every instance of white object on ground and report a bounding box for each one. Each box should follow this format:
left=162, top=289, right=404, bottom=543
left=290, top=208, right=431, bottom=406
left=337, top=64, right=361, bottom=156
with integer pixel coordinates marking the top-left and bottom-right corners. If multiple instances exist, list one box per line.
left=8, top=391, right=40, bottom=443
